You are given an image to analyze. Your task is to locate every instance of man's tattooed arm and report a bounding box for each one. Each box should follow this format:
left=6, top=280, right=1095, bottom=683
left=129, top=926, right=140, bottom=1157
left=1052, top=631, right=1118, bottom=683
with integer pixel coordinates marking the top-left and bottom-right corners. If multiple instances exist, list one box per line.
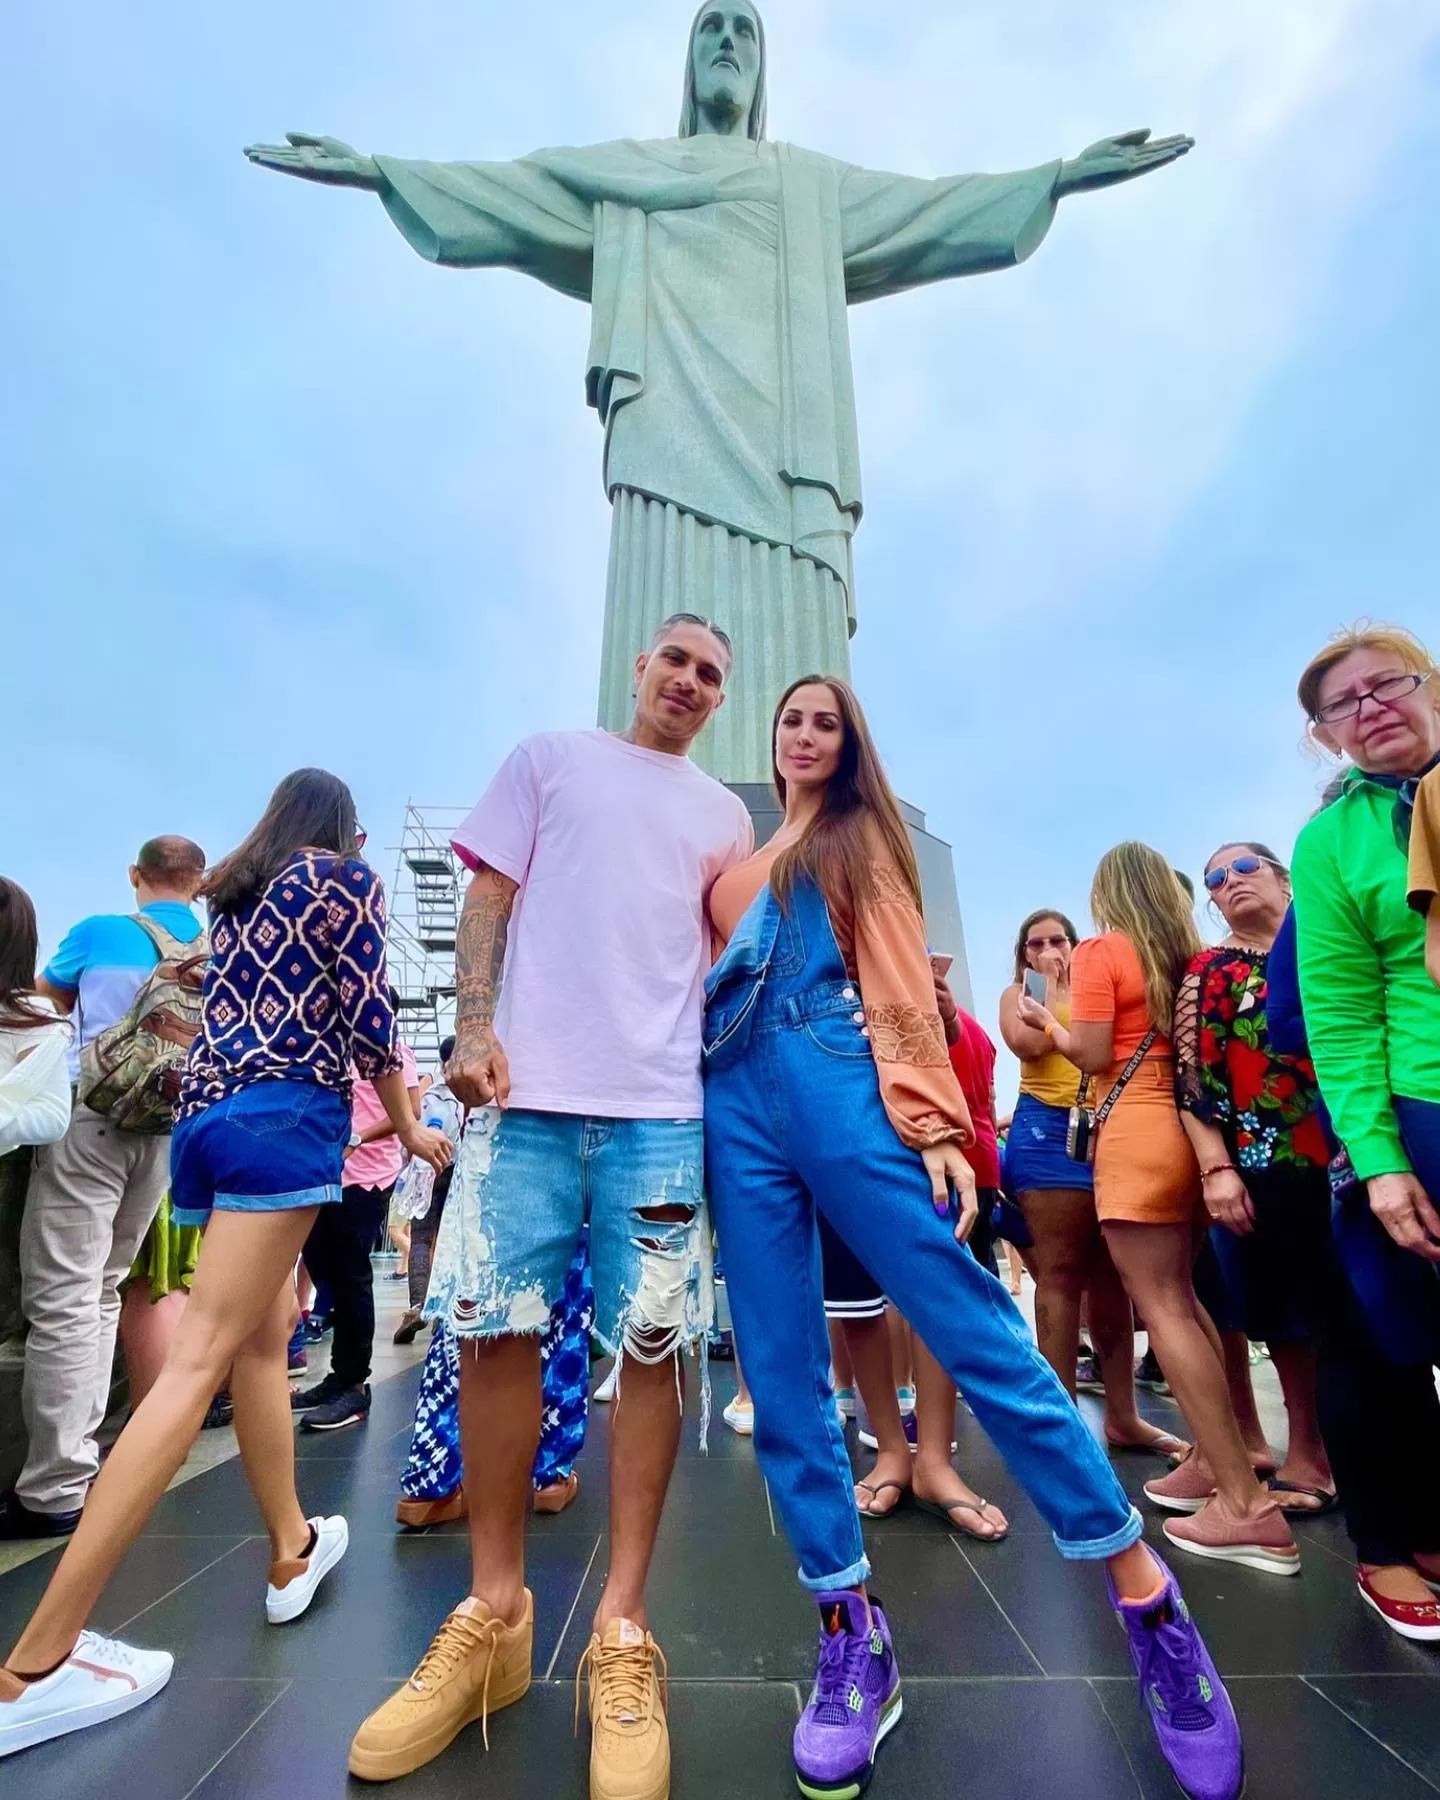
left=449, top=865, right=519, bottom=1107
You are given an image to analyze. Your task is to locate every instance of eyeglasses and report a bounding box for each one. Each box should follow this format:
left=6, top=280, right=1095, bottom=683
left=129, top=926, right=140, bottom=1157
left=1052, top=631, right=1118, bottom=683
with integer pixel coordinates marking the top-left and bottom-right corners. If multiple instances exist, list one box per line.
left=1313, top=670, right=1430, bottom=724
left=1025, top=935, right=1070, bottom=951
left=1204, top=854, right=1281, bottom=892
left=356, top=829, right=368, bottom=851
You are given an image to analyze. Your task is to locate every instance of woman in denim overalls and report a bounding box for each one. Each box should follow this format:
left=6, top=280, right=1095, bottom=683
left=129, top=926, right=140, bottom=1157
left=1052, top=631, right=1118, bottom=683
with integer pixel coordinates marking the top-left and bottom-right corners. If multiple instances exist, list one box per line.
left=703, top=677, right=1241, bottom=1800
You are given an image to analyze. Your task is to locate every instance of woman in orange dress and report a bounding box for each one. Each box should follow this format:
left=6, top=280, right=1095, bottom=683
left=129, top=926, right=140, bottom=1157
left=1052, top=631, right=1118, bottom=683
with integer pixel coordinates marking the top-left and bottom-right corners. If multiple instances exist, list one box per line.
left=1019, top=842, right=1299, bottom=1577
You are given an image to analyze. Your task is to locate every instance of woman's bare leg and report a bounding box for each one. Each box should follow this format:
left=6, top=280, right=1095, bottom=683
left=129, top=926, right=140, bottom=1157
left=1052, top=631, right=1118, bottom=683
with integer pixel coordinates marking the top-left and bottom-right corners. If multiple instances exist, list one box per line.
left=909, top=1338, right=1007, bottom=1536
left=1088, top=1247, right=1186, bottom=1454
left=1103, top=1221, right=1273, bottom=1520
left=843, top=1314, right=910, bottom=1510
left=1017, top=1187, right=1097, bottom=1398
left=230, top=1281, right=312, bottom=1563
left=6, top=1207, right=317, bottom=1675
left=1219, top=1329, right=1278, bottom=1467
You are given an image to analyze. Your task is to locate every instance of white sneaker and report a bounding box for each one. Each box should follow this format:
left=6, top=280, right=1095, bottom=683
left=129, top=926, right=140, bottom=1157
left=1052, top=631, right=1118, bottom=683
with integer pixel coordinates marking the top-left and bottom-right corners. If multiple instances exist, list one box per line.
left=593, top=1366, right=619, bottom=1404
left=0, top=1631, right=173, bottom=1757
left=266, top=1515, right=349, bottom=1624
left=723, top=1396, right=754, bottom=1436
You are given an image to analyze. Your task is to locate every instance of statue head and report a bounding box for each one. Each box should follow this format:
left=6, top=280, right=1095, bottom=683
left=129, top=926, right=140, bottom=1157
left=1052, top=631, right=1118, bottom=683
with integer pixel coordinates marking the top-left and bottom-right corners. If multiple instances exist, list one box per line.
left=680, top=4, right=767, bottom=140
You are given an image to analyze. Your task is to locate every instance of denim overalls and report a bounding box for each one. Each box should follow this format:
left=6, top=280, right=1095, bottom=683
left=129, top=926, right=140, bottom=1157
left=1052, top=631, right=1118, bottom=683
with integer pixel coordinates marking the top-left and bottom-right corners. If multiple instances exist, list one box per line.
left=704, top=873, right=1142, bottom=1592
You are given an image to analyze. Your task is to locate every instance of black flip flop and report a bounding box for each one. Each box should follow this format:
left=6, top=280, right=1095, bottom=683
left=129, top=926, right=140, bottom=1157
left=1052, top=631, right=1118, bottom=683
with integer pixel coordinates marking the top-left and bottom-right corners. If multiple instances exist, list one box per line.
left=913, top=1494, right=1009, bottom=1542
left=855, top=1480, right=909, bottom=1519
left=1268, top=1477, right=1338, bottom=1517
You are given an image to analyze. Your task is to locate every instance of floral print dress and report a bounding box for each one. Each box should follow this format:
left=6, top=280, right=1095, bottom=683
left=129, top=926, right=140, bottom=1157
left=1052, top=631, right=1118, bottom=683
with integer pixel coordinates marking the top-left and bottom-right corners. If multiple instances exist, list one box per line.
left=1174, top=945, right=1330, bottom=1171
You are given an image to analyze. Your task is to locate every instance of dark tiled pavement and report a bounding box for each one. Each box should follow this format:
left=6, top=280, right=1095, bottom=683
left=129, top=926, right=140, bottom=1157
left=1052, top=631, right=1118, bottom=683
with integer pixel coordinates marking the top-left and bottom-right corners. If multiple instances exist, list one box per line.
left=0, top=1357, right=1436, bottom=1799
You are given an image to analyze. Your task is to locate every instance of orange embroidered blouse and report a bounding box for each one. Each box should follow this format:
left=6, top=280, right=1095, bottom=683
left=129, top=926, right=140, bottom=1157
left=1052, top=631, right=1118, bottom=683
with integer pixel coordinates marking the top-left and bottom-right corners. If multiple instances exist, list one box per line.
left=707, top=834, right=974, bottom=1152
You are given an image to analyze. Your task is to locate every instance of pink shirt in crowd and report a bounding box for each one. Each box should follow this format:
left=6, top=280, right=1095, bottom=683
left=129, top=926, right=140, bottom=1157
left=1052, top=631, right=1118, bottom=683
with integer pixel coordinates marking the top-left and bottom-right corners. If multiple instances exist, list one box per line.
left=451, top=730, right=753, bottom=1119
left=345, top=1040, right=419, bottom=1190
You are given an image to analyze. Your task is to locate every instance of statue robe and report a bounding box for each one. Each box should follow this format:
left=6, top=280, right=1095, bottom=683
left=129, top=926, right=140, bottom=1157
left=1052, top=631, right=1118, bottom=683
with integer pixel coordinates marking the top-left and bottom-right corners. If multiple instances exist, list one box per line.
left=375, top=135, right=1059, bottom=780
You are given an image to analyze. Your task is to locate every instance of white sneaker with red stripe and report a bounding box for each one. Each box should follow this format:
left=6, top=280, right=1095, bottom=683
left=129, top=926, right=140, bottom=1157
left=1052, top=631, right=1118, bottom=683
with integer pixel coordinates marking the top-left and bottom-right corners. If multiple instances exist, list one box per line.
left=0, top=1631, right=173, bottom=1757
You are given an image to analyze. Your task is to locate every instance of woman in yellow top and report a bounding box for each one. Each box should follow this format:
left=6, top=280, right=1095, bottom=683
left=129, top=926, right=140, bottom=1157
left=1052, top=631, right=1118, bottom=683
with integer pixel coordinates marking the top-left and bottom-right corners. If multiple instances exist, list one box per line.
left=1000, top=912, right=1182, bottom=1459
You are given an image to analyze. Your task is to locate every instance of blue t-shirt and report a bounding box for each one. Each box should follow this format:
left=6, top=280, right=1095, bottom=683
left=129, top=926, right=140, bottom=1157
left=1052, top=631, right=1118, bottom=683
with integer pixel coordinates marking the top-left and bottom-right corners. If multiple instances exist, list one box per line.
left=44, top=902, right=205, bottom=1078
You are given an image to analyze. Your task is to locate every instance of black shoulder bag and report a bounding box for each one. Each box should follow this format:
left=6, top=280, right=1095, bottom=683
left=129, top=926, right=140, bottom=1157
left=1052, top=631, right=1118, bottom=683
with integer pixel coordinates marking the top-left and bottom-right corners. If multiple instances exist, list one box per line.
left=1065, top=1029, right=1158, bottom=1165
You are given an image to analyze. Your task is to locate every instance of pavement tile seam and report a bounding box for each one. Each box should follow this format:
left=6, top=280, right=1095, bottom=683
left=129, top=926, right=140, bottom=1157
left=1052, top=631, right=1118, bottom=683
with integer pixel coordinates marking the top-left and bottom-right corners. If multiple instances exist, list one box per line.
left=949, top=1537, right=1048, bottom=1676
left=114, top=1535, right=261, bottom=1633
left=178, top=1677, right=295, bottom=1800
left=542, top=1533, right=604, bottom=1679
left=1300, top=1674, right=1440, bottom=1794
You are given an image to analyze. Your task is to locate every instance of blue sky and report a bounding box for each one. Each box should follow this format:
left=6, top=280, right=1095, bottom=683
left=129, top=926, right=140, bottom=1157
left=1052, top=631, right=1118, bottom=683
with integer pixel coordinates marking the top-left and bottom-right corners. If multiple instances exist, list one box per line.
left=5, top=2, right=1438, bottom=1101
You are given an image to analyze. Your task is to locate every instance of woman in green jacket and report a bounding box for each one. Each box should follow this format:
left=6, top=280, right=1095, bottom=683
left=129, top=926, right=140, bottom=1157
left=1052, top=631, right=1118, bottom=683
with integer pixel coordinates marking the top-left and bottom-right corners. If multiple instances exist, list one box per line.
left=1291, top=622, right=1440, bottom=1641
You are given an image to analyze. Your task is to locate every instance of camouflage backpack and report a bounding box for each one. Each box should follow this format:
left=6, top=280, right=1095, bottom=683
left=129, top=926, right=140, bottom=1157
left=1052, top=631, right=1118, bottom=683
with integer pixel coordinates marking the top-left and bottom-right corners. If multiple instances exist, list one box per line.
left=77, top=915, right=210, bottom=1133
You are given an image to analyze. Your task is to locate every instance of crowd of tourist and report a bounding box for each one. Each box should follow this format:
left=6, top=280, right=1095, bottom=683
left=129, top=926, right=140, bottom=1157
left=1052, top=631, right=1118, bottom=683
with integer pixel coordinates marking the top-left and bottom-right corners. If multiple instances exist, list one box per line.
left=0, top=615, right=1436, bottom=1800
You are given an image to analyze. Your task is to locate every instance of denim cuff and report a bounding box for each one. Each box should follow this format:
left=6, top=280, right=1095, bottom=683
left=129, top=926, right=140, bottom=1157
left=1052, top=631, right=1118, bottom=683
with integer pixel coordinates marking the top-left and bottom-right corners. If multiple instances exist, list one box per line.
left=1053, top=1504, right=1144, bottom=1562
left=797, top=1551, right=872, bottom=1593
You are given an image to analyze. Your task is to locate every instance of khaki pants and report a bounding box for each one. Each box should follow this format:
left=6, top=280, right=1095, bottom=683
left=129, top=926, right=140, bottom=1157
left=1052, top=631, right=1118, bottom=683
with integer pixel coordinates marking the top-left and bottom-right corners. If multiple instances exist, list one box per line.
left=18, top=1105, right=170, bottom=1514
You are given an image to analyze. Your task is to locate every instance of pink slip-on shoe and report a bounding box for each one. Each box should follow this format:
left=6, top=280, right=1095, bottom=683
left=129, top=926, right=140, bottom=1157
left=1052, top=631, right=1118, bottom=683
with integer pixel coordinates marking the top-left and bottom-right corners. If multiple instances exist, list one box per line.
left=1163, top=1499, right=1300, bottom=1578
left=1144, top=1452, right=1216, bottom=1515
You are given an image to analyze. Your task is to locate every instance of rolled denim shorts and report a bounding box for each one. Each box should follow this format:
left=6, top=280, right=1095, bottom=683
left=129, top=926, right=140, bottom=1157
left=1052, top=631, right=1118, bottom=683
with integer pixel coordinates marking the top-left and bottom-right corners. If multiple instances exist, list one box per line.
left=423, top=1107, right=712, bottom=1360
left=171, top=1079, right=350, bottom=1227
left=1006, top=1091, right=1094, bottom=1194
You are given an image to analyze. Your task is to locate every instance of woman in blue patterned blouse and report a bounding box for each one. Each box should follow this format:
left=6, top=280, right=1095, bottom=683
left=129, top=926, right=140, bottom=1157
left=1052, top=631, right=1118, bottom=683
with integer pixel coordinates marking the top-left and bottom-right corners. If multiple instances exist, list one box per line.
left=2, top=770, right=453, bottom=1754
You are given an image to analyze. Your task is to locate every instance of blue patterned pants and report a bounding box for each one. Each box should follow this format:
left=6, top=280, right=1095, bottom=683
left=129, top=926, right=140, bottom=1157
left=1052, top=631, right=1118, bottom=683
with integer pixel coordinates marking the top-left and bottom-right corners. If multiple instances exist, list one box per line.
left=401, top=1235, right=594, bottom=1499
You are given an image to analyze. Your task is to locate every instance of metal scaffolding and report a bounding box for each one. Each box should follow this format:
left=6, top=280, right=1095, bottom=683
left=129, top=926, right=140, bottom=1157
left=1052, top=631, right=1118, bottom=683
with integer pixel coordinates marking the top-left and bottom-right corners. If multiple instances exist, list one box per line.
left=386, top=804, right=469, bottom=1073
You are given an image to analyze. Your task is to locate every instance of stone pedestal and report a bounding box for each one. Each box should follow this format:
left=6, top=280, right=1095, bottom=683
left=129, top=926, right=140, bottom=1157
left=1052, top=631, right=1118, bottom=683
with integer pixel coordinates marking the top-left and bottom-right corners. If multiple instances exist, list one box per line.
left=726, top=784, right=974, bottom=1012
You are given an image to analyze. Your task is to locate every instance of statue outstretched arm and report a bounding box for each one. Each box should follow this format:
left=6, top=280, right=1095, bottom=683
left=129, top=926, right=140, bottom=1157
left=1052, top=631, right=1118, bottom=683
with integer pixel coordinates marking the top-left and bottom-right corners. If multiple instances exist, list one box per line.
left=245, top=133, right=596, bottom=301
left=839, top=126, right=1192, bottom=304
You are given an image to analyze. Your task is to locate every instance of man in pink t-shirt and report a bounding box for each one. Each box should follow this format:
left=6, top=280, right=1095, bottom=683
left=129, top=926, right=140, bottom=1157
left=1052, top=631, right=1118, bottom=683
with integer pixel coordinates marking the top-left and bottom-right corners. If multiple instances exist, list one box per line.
left=349, top=616, right=752, bottom=1794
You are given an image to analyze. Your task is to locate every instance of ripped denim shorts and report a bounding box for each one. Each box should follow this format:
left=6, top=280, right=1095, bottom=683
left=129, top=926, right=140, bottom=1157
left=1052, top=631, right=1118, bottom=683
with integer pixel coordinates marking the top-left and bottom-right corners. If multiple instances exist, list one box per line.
left=422, top=1108, right=713, bottom=1365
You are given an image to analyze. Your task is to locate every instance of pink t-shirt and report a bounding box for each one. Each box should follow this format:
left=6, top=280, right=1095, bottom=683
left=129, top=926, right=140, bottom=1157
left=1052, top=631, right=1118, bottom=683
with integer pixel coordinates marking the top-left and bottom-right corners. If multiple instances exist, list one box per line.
left=452, top=730, right=753, bottom=1118
left=345, top=1040, right=419, bottom=1189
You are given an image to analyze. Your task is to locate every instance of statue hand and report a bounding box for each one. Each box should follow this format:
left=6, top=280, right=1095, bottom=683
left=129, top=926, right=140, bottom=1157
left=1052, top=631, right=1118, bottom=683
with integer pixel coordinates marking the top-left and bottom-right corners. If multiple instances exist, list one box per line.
left=243, top=132, right=383, bottom=190
left=1056, top=128, right=1193, bottom=198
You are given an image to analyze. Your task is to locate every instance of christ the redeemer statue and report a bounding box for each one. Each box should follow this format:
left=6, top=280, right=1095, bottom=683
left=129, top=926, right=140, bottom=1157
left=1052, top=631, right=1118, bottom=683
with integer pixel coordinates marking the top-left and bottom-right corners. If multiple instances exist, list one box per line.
left=248, top=4, right=1190, bottom=783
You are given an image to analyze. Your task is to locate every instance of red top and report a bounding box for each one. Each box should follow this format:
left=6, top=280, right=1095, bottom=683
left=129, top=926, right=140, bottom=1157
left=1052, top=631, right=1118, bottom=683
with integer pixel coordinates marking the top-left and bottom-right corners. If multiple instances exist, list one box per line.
left=948, top=1010, right=1001, bottom=1189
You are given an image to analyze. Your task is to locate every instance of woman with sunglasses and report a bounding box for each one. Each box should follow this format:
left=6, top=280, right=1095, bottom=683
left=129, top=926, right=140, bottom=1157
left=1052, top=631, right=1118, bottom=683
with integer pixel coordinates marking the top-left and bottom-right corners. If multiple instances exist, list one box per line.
left=1290, top=624, right=1440, bottom=1638
left=1000, top=911, right=1182, bottom=1460
left=1174, top=844, right=1335, bottom=1518
left=0, top=770, right=455, bottom=1757
left=1019, top=843, right=1300, bottom=1578
left=706, top=682, right=1241, bottom=1800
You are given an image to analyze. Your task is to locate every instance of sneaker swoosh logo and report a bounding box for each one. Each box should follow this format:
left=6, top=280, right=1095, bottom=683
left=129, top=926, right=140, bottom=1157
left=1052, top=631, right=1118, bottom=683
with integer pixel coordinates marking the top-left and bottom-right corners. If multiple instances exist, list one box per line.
left=70, top=1659, right=139, bottom=1692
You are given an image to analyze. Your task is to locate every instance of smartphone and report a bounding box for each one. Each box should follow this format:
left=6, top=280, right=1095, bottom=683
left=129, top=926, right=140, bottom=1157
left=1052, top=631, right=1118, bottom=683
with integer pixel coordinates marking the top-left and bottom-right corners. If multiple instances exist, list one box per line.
left=1022, top=969, right=1048, bottom=1005
left=930, top=953, right=954, bottom=978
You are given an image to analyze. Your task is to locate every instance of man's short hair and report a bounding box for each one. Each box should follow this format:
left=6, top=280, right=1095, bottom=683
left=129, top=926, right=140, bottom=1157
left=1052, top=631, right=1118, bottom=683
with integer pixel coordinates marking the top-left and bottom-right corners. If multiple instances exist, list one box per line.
left=136, top=836, right=206, bottom=888
left=651, top=611, right=734, bottom=668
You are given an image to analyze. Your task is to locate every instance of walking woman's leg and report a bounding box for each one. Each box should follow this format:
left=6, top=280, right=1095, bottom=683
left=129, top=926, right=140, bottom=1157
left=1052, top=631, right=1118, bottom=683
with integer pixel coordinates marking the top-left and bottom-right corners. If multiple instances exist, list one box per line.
left=7, top=1206, right=316, bottom=1674
left=231, top=1280, right=312, bottom=1564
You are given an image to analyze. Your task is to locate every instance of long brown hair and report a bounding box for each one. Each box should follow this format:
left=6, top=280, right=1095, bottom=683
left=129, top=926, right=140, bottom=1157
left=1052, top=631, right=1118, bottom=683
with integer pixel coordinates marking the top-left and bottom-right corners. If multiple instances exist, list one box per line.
left=768, top=675, right=922, bottom=922
left=203, top=769, right=361, bottom=914
left=1089, top=842, right=1201, bottom=1037
left=0, top=878, right=53, bottom=1030
left=1011, top=908, right=1080, bottom=984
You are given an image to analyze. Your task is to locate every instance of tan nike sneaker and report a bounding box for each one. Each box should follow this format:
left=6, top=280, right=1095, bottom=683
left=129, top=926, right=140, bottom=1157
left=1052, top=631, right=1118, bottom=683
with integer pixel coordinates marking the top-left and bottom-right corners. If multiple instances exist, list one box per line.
left=577, top=1619, right=670, bottom=1800
left=348, top=1591, right=532, bottom=1782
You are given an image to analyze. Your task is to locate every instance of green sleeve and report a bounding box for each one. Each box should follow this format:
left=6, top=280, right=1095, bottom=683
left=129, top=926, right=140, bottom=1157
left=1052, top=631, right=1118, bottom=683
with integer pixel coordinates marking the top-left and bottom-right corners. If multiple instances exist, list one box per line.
left=1292, top=815, right=1409, bottom=1179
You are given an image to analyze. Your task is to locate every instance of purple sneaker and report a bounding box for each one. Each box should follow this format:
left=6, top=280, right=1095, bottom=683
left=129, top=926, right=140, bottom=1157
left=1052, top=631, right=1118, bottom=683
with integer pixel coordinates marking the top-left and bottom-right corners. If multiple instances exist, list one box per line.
left=1109, top=1555, right=1243, bottom=1800
left=793, top=1590, right=901, bottom=1800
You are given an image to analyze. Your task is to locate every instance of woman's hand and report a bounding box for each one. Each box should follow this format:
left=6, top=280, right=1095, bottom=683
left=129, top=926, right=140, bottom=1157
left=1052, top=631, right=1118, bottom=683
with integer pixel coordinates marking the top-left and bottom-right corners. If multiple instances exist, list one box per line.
left=401, top=1122, right=455, bottom=1176
left=1202, top=1167, right=1255, bottom=1237
left=1367, top=1172, right=1440, bottom=1262
left=1035, top=947, right=1069, bottom=986
left=921, top=1141, right=979, bottom=1245
left=1016, top=993, right=1057, bottom=1036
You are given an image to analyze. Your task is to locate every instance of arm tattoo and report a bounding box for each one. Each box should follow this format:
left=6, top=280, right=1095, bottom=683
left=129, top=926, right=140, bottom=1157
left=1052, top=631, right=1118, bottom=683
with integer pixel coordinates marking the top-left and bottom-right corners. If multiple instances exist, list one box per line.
left=454, top=869, right=517, bottom=1044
